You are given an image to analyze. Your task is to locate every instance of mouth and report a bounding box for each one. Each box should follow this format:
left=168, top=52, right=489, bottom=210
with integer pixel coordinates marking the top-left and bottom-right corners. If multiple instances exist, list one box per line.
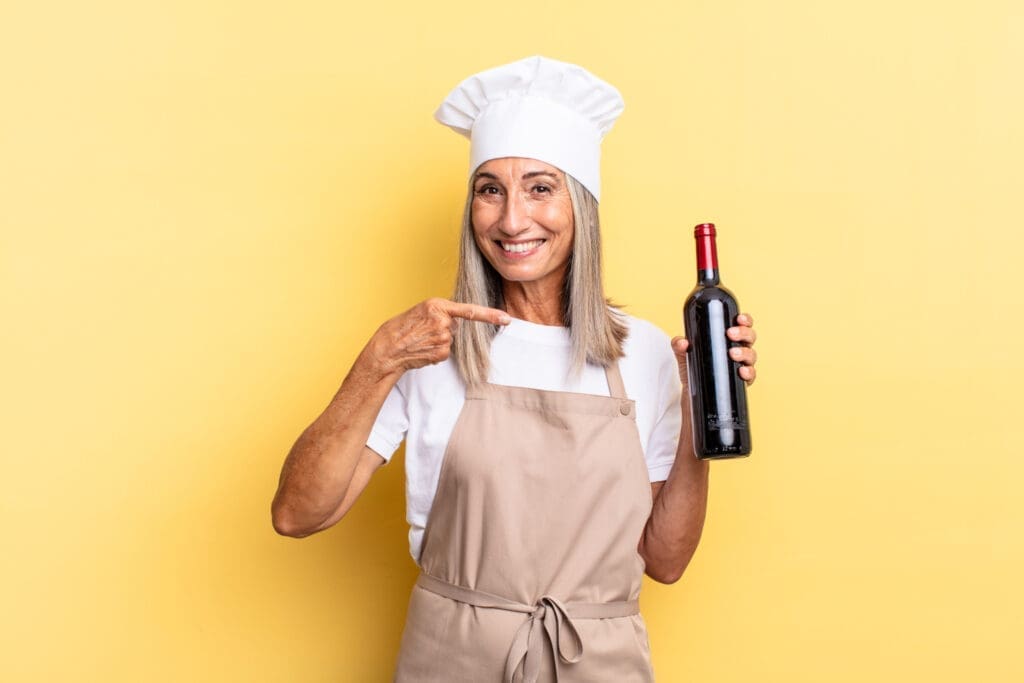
left=496, top=239, right=546, bottom=259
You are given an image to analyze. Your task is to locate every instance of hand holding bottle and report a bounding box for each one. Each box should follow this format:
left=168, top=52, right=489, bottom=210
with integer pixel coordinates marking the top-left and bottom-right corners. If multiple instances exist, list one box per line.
left=672, top=313, right=757, bottom=388
left=727, top=313, right=758, bottom=386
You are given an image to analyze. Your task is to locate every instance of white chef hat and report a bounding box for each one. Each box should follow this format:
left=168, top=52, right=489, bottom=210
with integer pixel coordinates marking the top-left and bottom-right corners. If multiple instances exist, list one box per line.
left=434, top=55, right=624, bottom=202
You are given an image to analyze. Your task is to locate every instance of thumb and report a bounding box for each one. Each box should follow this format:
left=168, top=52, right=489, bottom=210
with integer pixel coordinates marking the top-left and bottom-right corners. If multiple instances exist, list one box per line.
left=671, top=336, right=689, bottom=359
left=671, top=336, right=690, bottom=386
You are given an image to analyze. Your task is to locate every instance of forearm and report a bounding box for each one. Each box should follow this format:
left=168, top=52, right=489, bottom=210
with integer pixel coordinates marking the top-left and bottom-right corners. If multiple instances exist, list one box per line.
left=640, top=404, right=710, bottom=584
left=271, top=346, right=399, bottom=536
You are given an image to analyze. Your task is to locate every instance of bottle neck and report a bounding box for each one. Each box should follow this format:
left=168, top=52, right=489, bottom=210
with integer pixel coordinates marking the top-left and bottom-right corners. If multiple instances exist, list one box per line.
left=695, top=233, right=721, bottom=285
left=697, top=268, right=721, bottom=285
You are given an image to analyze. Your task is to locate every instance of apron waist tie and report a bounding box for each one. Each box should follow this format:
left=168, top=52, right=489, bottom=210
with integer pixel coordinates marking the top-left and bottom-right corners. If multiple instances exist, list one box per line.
left=415, top=572, right=639, bottom=683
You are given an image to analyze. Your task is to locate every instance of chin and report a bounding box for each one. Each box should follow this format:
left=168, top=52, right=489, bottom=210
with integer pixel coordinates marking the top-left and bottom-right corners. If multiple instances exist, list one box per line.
left=492, top=267, right=540, bottom=284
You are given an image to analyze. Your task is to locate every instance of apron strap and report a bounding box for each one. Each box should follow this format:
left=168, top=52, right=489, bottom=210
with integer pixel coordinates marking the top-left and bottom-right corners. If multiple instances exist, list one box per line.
left=604, top=360, right=628, bottom=400
left=416, top=572, right=638, bottom=683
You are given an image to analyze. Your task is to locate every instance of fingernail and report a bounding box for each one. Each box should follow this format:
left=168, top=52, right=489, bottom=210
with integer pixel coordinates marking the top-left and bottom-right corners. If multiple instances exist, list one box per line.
left=730, top=348, right=742, bottom=358
left=498, top=314, right=511, bottom=324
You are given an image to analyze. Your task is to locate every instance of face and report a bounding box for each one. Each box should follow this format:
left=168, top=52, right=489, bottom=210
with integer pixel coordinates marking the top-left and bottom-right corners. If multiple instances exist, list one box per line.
left=470, top=157, right=574, bottom=290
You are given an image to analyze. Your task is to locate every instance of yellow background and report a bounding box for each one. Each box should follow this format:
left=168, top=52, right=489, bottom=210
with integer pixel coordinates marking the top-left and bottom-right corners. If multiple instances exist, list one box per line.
left=3, top=0, right=1021, bottom=680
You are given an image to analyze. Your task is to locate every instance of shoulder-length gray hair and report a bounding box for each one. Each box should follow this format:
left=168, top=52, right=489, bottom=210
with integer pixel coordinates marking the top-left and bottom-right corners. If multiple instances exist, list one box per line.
left=451, top=171, right=629, bottom=386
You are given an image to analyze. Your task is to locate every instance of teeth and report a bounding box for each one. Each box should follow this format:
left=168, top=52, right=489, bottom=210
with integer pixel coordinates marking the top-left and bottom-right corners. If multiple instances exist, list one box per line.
left=500, top=240, right=544, bottom=253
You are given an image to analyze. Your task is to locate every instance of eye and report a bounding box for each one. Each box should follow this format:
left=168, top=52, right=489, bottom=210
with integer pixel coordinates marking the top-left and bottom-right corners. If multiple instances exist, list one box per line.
left=475, top=184, right=500, bottom=195
left=531, top=184, right=551, bottom=194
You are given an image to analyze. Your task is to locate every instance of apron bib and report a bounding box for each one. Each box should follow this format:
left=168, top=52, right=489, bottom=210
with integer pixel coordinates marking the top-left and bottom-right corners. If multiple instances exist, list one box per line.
left=394, top=361, right=656, bottom=682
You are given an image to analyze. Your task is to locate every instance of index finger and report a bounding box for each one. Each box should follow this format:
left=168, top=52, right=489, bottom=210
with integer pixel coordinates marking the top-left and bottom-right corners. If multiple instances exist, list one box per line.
left=442, top=301, right=512, bottom=325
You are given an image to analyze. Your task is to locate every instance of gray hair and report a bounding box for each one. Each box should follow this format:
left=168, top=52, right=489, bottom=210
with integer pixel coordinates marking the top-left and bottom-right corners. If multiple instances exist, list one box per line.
left=451, top=172, right=629, bottom=386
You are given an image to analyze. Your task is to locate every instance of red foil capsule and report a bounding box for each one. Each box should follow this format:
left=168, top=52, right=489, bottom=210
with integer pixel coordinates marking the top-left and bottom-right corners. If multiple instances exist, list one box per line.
left=694, top=223, right=718, bottom=270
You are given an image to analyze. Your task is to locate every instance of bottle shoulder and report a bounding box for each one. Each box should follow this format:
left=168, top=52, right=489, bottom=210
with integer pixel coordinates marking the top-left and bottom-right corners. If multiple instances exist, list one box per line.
left=685, top=283, right=739, bottom=306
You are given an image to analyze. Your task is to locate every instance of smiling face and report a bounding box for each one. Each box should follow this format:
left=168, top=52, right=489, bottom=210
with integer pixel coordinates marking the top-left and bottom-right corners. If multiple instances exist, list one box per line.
left=470, top=157, right=575, bottom=293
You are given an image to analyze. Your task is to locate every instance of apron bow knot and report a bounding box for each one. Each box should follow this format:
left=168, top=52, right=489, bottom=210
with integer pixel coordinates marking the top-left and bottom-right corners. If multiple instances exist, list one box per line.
left=504, top=595, right=584, bottom=683
left=414, top=573, right=640, bottom=682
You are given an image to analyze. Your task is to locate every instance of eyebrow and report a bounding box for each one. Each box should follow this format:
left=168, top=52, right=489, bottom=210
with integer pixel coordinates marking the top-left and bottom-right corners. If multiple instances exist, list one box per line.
left=473, top=170, right=561, bottom=182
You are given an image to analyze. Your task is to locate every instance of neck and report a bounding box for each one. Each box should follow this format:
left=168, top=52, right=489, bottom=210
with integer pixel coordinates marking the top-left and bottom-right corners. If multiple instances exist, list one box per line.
left=502, top=277, right=565, bottom=326
left=697, top=268, right=720, bottom=286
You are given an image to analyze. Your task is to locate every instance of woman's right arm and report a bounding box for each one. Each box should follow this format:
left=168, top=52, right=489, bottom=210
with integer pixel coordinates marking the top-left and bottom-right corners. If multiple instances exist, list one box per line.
left=270, top=298, right=510, bottom=538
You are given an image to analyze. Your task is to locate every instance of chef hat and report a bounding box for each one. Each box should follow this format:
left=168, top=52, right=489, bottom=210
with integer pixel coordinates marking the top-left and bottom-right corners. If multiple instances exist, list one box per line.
left=434, top=55, right=624, bottom=202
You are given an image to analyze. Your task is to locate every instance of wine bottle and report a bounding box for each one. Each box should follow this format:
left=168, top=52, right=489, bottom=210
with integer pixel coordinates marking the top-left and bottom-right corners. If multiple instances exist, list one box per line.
left=682, top=223, right=752, bottom=459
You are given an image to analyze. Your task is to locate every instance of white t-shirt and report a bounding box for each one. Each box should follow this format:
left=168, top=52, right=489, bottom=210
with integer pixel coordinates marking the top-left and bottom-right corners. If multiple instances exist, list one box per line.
left=366, top=312, right=683, bottom=564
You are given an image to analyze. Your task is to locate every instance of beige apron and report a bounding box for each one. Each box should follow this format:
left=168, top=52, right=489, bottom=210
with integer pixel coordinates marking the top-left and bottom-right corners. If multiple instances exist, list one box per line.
left=394, top=361, right=656, bottom=682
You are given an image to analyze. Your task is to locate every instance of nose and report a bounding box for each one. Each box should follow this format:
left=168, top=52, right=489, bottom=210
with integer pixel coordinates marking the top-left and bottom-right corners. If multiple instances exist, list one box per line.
left=498, top=190, right=532, bottom=236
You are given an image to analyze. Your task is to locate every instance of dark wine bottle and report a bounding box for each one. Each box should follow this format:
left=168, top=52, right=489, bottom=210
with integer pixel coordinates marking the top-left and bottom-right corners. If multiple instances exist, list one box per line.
left=682, top=223, right=752, bottom=459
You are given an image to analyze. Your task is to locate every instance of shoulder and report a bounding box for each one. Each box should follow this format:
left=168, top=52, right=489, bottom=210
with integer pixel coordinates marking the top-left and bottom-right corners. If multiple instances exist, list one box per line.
left=608, top=309, right=676, bottom=386
left=611, top=308, right=673, bottom=358
left=609, top=310, right=681, bottom=423
left=396, top=356, right=464, bottom=397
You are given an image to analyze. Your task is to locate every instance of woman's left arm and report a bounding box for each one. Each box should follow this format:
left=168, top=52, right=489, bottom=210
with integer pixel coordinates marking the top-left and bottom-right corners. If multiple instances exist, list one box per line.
left=638, top=314, right=758, bottom=584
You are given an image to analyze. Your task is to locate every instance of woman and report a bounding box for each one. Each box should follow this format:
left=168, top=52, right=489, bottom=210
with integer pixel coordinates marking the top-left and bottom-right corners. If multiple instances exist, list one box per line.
left=272, top=56, right=759, bottom=682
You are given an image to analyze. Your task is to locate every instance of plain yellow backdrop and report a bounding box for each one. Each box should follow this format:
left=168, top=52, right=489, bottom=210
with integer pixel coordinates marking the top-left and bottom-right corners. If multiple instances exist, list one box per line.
left=2, top=0, right=1021, bottom=681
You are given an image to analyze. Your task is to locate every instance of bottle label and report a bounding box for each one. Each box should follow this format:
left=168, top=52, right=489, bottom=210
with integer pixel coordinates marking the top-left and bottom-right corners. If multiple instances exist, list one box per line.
left=705, top=411, right=747, bottom=430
